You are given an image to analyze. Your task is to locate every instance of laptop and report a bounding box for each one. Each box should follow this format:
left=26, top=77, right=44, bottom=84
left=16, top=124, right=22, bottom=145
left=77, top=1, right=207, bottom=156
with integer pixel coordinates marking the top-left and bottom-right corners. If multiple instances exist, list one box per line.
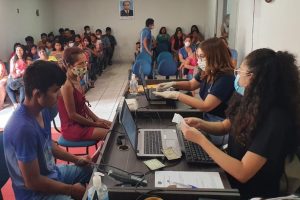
left=139, top=71, right=167, bottom=103
left=119, top=99, right=182, bottom=158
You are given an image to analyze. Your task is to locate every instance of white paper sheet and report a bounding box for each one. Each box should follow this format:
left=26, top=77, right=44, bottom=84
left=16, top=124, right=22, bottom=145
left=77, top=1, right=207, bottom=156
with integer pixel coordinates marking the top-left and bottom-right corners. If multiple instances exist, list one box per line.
left=172, top=113, right=184, bottom=124
left=155, top=171, right=224, bottom=189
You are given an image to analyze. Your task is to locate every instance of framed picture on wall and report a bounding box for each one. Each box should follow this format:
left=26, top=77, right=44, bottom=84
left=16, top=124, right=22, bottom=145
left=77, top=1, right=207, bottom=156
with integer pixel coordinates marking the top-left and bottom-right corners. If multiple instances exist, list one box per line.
left=119, top=0, right=134, bottom=19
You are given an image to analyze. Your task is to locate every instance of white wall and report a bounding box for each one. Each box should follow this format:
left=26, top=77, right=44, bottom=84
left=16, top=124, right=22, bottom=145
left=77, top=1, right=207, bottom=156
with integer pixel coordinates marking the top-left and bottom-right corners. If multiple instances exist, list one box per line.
left=52, top=0, right=217, bottom=62
left=235, top=0, right=300, bottom=65
left=0, top=0, right=54, bottom=61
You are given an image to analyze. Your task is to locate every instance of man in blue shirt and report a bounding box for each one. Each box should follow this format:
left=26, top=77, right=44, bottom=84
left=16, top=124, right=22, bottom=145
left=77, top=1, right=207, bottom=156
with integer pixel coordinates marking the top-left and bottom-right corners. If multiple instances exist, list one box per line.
left=140, top=18, right=154, bottom=56
left=4, top=61, right=93, bottom=200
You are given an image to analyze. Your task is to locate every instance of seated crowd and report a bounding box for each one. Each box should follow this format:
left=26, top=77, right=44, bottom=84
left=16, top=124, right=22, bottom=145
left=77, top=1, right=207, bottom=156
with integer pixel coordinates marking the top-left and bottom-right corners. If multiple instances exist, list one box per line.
left=134, top=24, right=237, bottom=80
left=0, top=26, right=117, bottom=110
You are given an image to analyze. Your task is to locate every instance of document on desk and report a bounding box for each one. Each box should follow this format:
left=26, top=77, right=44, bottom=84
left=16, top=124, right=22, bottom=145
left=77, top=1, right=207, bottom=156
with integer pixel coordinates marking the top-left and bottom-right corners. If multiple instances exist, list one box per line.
left=155, top=171, right=224, bottom=189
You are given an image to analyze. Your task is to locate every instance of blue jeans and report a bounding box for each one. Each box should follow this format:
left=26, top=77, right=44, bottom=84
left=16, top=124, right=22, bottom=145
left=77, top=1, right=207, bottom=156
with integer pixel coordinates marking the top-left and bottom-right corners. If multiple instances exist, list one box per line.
left=6, top=84, right=25, bottom=104
left=33, top=165, right=93, bottom=200
left=203, top=113, right=228, bottom=147
left=186, top=73, right=193, bottom=80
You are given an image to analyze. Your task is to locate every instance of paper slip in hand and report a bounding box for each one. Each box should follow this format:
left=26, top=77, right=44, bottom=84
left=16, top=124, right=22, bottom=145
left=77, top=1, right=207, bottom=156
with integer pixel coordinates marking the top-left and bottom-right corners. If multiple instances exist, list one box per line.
left=172, top=113, right=184, bottom=124
left=143, top=159, right=165, bottom=170
left=162, top=147, right=181, bottom=160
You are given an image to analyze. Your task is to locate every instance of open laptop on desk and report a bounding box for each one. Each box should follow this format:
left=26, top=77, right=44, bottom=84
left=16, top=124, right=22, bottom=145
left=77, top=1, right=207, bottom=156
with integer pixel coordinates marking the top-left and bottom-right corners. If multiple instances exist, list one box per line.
left=119, top=99, right=182, bottom=158
left=139, top=71, right=169, bottom=104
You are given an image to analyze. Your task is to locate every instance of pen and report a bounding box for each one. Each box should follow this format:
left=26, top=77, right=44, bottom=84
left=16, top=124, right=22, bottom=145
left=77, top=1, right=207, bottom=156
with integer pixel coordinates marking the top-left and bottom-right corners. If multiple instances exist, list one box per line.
left=171, top=181, right=198, bottom=189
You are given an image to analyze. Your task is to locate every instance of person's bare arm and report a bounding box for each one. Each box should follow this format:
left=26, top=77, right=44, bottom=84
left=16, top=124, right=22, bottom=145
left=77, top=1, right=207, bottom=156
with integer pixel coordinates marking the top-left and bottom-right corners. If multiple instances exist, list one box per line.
left=143, top=37, right=152, bottom=56
left=9, top=58, right=18, bottom=78
left=182, top=124, right=267, bottom=183
left=18, top=159, right=85, bottom=199
left=52, top=141, right=79, bottom=163
left=185, top=118, right=231, bottom=136
left=174, top=78, right=200, bottom=91
left=178, top=93, right=222, bottom=112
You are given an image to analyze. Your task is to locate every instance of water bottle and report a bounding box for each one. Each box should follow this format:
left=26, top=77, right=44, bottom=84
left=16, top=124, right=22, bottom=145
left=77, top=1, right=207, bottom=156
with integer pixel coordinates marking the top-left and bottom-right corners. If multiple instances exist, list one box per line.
left=87, top=172, right=109, bottom=200
left=129, top=74, right=138, bottom=95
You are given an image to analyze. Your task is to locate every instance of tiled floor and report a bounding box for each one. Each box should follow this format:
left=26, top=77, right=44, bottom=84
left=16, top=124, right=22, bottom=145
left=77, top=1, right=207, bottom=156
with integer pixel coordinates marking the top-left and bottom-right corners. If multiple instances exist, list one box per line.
left=1, top=61, right=130, bottom=199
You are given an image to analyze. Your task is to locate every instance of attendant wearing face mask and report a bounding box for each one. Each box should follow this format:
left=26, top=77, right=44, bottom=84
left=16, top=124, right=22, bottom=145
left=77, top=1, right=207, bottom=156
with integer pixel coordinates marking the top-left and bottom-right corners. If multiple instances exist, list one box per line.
left=154, top=38, right=235, bottom=146
left=58, top=47, right=111, bottom=142
left=178, top=36, right=193, bottom=77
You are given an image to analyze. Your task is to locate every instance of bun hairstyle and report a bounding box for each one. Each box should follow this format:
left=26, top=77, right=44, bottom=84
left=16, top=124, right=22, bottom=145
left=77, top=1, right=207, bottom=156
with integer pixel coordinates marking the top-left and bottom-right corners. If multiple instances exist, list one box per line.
left=62, top=47, right=84, bottom=70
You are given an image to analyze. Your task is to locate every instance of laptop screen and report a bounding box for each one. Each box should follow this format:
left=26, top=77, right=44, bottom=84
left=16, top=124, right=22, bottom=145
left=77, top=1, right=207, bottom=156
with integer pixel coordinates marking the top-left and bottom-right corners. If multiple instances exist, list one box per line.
left=120, top=101, right=137, bottom=150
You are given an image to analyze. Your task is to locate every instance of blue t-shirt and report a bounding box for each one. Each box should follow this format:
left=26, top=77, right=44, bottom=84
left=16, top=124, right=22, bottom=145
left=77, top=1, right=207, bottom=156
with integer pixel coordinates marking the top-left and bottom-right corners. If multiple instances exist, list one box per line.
left=140, top=27, right=152, bottom=53
left=194, top=73, right=235, bottom=118
left=179, top=47, right=195, bottom=61
left=4, top=104, right=59, bottom=200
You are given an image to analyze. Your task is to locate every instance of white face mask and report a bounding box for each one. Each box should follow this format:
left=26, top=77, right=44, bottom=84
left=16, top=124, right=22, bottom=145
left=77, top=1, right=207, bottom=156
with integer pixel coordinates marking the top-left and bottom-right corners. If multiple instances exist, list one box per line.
left=184, top=41, right=190, bottom=47
left=197, top=59, right=206, bottom=71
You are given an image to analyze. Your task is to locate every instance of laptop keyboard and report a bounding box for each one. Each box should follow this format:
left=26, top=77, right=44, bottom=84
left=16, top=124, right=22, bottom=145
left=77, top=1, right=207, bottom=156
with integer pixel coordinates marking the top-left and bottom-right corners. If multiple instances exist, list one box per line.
left=144, top=130, right=162, bottom=154
left=183, top=138, right=215, bottom=164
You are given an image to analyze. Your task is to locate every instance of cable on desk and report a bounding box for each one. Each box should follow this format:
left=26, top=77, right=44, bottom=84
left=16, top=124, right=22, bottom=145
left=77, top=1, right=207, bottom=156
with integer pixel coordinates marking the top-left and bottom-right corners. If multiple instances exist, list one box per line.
left=94, top=163, right=145, bottom=178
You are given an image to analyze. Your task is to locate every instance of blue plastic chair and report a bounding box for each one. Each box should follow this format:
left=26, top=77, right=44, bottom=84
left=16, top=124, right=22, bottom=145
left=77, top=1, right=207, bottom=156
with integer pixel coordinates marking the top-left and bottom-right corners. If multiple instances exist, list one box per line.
left=53, top=120, right=98, bottom=161
left=0, top=132, right=9, bottom=199
left=156, top=42, right=170, bottom=56
left=136, top=52, right=152, bottom=64
left=157, top=58, right=178, bottom=77
left=156, top=52, right=173, bottom=65
left=132, top=59, right=152, bottom=76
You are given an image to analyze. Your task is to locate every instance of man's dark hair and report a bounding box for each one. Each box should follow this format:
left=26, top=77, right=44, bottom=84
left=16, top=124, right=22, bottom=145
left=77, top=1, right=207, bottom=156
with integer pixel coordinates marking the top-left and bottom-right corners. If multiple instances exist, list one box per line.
left=41, top=33, right=47, bottom=37
left=25, top=36, right=34, bottom=42
left=106, top=27, right=111, bottom=32
left=70, top=30, right=75, bottom=35
left=123, top=0, right=130, bottom=6
left=48, top=32, right=54, bottom=37
left=145, top=18, right=154, bottom=27
left=84, top=25, right=90, bottom=31
left=96, top=29, right=102, bottom=33
left=24, top=61, right=66, bottom=99
left=59, top=28, right=64, bottom=34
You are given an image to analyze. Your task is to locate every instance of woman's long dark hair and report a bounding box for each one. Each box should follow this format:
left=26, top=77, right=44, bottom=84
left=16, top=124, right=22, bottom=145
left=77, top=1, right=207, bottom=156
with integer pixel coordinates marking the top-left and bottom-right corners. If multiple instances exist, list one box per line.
left=13, top=44, right=26, bottom=63
left=173, top=29, right=184, bottom=50
left=159, top=27, right=167, bottom=34
left=226, top=48, right=300, bottom=154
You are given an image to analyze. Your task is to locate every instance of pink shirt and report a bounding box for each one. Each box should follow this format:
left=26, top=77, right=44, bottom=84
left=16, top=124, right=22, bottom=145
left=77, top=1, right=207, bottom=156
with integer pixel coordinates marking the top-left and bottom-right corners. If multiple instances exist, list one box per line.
left=187, top=56, right=197, bottom=74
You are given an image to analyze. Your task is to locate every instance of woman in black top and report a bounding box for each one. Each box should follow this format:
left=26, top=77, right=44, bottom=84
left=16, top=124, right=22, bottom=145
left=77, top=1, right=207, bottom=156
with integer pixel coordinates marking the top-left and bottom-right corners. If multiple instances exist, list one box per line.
left=181, top=48, right=300, bottom=199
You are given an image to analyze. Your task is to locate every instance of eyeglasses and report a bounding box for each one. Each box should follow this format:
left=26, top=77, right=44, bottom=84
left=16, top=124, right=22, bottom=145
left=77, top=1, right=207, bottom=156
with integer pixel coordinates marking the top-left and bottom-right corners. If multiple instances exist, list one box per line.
left=234, top=69, right=251, bottom=77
